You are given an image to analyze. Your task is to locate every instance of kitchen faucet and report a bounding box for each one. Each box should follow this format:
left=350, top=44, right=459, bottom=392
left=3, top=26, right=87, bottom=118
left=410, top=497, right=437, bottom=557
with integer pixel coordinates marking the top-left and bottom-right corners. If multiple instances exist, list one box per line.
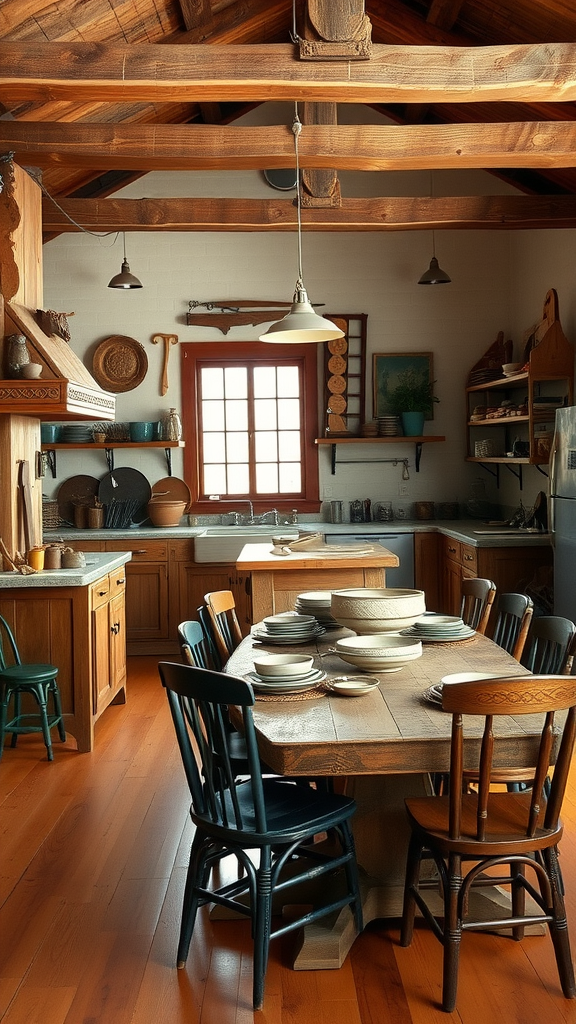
left=256, top=509, right=280, bottom=526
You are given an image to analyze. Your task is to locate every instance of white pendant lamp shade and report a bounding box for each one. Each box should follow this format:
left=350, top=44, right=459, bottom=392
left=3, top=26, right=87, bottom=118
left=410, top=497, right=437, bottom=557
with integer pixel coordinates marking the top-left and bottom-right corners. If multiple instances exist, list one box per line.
left=260, top=280, right=344, bottom=343
left=108, top=233, right=143, bottom=289
left=418, top=255, right=451, bottom=285
left=259, top=109, right=343, bottom=344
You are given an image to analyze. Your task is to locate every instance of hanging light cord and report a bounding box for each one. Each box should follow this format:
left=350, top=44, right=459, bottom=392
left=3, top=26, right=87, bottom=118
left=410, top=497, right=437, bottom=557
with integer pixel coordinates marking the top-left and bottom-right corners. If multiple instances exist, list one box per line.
left=22, top=163, right=119, bottom=244
left=292, top=105, right=304, bottom=288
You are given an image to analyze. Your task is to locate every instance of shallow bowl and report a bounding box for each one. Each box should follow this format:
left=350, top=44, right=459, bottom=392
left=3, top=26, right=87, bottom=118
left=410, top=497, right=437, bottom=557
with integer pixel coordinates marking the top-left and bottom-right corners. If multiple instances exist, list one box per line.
left=253, top=653, right=315, bottom=677
left=335, top=635, right=422, bottom=659
left=336, top=646, right=423, bottom=673
left=147, top=499, right=187, bottom=526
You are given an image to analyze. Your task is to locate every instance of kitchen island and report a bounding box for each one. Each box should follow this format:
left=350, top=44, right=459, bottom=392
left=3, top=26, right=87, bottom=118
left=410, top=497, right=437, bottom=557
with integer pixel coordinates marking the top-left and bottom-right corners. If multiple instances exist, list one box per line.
left=0, top=551, right=131, bottom=752
left=235, top=541, right=399, bottom=623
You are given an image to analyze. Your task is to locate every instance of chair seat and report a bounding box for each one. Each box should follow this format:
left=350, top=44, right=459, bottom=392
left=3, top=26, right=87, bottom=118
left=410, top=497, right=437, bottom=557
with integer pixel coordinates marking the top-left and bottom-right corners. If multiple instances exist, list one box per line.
left=1, top=665, right=59, bottom=685
left=405, top=792, right=562, bottom=856
left=194, top=778, right=356, bottom=844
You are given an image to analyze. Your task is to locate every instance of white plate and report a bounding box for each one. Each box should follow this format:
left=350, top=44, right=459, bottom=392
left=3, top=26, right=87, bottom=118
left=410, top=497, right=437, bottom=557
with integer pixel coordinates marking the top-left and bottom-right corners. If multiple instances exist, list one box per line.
left=263, top=613, right=315, bottom=628
left=441, top=671, right=502, bottom=686
left=414, top=615, right=464, bottom=628
left=248, top=667, right=324, bottom=684
left=249, top=674, right=326, bottom=695
left=252, top=629, right=325, bottom=645
left=326, top=675, right=380, bottom=696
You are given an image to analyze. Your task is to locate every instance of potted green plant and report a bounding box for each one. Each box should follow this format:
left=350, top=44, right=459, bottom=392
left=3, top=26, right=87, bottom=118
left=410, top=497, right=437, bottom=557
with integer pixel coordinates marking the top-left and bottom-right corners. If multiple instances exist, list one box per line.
left=388, top=368, right=439, bottom=436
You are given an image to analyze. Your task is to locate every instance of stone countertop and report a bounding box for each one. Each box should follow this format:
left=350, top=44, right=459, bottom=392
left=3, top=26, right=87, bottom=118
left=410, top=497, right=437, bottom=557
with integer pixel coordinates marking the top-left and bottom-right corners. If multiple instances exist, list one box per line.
left=43, top=521, right=551, bottom=549
left=0, top=551, right=131, bottom=589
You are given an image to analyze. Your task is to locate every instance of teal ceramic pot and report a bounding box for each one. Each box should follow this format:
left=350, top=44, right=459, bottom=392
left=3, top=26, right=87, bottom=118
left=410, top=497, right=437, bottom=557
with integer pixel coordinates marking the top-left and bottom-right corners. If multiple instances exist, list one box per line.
left=129, top=421, right=154, bottom=442
left=401, top=411, right=425, bottom=436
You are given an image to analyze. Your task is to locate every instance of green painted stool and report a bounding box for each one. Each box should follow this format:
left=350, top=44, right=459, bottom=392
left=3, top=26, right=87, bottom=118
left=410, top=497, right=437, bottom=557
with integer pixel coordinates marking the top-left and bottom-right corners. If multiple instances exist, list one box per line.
left=0, top=614, right=65, bottom=761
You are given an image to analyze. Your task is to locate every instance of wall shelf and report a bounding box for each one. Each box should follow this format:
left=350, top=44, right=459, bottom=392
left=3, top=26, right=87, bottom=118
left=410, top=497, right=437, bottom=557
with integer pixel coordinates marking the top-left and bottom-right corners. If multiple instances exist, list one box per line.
left=315, top=436, right=445, bottom=474
left=41, top=440, right=185, bottom=476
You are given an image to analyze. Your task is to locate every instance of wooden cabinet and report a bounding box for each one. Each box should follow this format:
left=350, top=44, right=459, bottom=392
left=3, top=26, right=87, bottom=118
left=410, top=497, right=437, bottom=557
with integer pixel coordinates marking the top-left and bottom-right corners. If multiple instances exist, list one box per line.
left=171, top=539, right=252, bottom=638
left=105, top=540, right=169, bottom=653
left=90, top=569, right=127, bottom=715
left=414, top=532, right=441, bottom=611
left=0, top=561, right=128, bottom=752
left=440, top=535, right=552, bottom=617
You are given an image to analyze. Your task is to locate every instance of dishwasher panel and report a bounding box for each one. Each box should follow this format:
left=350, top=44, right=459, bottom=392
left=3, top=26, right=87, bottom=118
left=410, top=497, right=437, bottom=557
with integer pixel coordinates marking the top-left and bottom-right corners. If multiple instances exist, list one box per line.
left=325, top=533, right=415, bottom=589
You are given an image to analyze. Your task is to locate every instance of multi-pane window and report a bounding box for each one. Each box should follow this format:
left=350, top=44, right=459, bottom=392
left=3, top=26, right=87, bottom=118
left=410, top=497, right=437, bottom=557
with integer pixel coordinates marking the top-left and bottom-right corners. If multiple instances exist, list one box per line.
left=181, top=342, right=320, bottom=511
left=200, top=361, right=302, bottom=496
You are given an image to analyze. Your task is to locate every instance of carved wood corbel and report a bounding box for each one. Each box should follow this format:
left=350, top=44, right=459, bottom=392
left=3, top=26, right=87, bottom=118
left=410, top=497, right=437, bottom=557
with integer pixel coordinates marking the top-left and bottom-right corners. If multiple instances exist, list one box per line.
left=299, top=0, right=372, bottom=60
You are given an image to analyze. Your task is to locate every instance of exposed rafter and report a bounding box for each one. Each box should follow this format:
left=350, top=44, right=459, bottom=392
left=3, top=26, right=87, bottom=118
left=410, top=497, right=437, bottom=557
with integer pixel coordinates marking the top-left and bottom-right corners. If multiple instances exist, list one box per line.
left=2, top=41, right=576, bottom=105
left=40, top=195, right=576, bottom=232
left=5, top=120, right=576, bottom=172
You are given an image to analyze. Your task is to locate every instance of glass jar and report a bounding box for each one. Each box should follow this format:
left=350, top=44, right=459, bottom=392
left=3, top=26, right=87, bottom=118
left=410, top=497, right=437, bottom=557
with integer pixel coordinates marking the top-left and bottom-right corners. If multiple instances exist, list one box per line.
left=162, top=407, right=182, bottom=441
left=6, top=334, right=31, bottom=378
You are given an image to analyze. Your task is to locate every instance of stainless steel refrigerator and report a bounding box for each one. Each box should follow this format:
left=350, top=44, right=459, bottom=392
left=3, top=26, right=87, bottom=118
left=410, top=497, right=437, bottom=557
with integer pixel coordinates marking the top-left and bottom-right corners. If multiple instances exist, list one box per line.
left=550, top=406, right=576, bottom=619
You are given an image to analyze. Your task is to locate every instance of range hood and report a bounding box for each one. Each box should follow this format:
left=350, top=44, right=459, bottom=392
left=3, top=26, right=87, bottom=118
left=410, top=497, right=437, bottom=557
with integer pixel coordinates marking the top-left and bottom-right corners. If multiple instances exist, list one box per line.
left=0, top=301, right=115, bottom=420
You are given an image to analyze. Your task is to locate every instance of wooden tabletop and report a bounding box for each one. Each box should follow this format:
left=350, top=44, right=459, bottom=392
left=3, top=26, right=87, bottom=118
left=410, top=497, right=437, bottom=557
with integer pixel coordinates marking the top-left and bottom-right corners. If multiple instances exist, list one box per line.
left=226, top=627, right=539, bottom=778
left=235, top=541, right=399, bottom=571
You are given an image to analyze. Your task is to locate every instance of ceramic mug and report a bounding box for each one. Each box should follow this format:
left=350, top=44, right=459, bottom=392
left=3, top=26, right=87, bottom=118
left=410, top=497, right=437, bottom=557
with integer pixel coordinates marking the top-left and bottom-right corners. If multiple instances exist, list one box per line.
left=129, top=421, right=154, bottom=442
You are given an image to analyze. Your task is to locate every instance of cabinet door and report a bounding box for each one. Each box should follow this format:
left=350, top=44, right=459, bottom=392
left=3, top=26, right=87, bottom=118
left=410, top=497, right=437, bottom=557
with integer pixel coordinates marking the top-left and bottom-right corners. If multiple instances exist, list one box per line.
left=176, top=563, right=252, bottom=635
left=414, top=533, right=441, bottom=611
left=123, top=561, right=169, bottom=639
left=109, top=589, right=127, bottom=697
left=92, top=600, right=112, bottom=715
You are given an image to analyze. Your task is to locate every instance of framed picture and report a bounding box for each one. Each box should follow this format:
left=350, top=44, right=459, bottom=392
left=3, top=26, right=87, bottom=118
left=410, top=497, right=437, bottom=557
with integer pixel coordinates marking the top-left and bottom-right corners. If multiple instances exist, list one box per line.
left=372, top=352, right=435, bottom=420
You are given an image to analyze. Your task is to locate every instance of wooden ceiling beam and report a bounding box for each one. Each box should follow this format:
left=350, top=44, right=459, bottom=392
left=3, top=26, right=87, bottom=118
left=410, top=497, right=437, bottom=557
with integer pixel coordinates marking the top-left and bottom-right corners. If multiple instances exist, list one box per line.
left=3, top=41, right=576, bottom=105
left=7, top=120, right=576, bottom=172
left=427, top=0, right=465, bottom=32
left=40, top=195, right=576, bottom=232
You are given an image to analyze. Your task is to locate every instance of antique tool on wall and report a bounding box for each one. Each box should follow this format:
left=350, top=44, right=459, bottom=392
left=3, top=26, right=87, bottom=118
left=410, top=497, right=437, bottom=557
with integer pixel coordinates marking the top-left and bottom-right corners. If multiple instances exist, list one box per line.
left=151, top=333, right=178, bottom=395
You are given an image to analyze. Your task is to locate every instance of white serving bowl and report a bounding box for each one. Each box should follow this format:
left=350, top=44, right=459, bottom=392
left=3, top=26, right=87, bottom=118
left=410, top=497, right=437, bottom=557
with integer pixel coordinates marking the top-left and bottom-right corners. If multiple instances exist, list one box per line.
left=335, top=634, right=422, bottom=672
left=330, top=588, right=426, bottom=634
left=252, top=653, right=315, bottom=677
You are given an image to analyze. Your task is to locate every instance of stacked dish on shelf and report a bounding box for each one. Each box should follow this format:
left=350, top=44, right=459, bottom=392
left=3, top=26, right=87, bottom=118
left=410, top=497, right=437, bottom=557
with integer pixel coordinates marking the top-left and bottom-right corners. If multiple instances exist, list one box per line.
left=402, top=613, right=475, bottom=642
left=377, top=415, right=400, bottom=436
left=246, top=653, right=326, bottom=693
left=59, top=424, right=95, bottom=443
left=294, top=591, right=341, bottom=629
left=252, top=612, right=325, bottom=645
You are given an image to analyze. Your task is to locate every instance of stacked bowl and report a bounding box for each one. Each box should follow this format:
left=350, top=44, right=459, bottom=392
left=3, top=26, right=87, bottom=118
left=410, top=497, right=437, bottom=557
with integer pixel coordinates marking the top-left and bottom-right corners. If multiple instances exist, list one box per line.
left=246, top=653, right=325, bottom=693
left=334, top=634, right=422, bottom=673
left=330, top=588, right=426, bottom=634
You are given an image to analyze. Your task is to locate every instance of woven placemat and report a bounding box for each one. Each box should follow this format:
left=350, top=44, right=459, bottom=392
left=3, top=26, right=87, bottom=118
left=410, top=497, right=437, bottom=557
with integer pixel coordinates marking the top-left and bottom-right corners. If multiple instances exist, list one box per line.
left=255, top=683, right=329, bottom=702
left=424, top=634, right=480, bottom=648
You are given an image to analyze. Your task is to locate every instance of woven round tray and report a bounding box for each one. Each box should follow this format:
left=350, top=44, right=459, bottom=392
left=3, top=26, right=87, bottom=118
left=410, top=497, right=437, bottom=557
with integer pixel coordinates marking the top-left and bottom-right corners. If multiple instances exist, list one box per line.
left=92, top=335, right=148, bottom=393
left=255, top=683, right=329, bottom=702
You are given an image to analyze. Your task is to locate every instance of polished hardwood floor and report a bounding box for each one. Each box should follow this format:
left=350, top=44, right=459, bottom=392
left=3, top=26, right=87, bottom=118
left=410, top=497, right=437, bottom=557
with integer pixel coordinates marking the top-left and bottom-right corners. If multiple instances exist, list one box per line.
left=3, top=656, right=576, bottom=1024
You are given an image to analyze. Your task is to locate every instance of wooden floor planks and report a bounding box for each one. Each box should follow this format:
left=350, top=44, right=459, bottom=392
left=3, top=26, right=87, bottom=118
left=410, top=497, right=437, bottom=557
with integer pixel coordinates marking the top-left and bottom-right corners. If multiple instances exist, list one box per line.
left=3, top=655, right=576, bottom=1023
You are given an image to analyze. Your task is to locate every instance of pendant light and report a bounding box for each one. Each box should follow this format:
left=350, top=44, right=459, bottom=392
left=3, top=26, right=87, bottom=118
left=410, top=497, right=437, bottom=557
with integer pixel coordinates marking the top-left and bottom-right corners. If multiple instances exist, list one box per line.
left=417, top=172, right=451, bottom=285
left=107, top=233, right=143, bottom=289
left=259, top=108, right=344, bottom=343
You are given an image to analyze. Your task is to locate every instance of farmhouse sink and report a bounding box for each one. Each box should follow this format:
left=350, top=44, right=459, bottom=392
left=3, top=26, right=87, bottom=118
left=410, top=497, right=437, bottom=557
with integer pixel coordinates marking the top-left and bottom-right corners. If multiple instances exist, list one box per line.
left=194, top=527, right=299, bottom=563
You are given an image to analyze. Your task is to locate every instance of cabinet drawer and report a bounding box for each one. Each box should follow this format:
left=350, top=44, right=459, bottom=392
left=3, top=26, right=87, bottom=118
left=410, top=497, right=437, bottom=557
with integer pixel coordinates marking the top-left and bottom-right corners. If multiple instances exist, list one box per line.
left=443, top=536, right=461, bottom=563
left=461, top=544, right=478, bottom=573
left=109, top=569, right=127, bottom=597
left=90, top=576, right=110, bottom=609
left=105, top=540, right=168, bottom=561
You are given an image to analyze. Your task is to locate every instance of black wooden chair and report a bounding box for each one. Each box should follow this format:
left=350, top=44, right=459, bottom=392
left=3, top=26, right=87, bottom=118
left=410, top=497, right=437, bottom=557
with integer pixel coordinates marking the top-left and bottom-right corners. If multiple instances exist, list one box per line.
left=0, top=614, right=65, bottom=761
left=490, top=592, right=534, bottom=661
left=197, top=604, right=223, bottom=670
left=521, top=615, right=576, bottom=674
left=177, top=619, right=214, bottom=670
left=159, top=660, right=363, bottom=1010
left=401, top=674, right=576, bottom=1012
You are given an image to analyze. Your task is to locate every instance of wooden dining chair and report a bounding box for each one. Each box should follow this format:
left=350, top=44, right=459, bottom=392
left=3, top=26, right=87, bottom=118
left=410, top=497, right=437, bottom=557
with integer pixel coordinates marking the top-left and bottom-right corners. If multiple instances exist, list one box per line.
left=460, top=577, right=496, bottom=634
left=401, top=673, right=576, bottom=1013
left=490, top=592, right=534, bottom=661
left=177, top=619, right=212, bottom=669
left=196, top=604, right=223, bottom=670
left=521, top=615, right=576, bottom=674
left=204, top=590, right=243, bottom=665
left=159, top=660, right=363, bottom=1010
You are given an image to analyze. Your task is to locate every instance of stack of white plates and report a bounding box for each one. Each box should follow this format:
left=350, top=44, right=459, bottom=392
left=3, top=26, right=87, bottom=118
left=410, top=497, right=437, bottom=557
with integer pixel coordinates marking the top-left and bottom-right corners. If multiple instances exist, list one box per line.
left=294, top=591, right=341, bottom=629
left=245, top=667, right=326, bottom=694
left=423, top=671, right=502, bottom=705
left=252, top=612, right=325, bottom=645
left=402, top=613, right=475, bottom=642
left=377, top=415, right=400, bottom=436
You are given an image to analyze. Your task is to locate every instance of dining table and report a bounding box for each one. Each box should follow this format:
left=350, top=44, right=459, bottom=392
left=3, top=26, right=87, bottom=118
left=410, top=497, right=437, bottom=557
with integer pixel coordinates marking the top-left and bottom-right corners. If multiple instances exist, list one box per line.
left=226, top=621, right=546, bottom=970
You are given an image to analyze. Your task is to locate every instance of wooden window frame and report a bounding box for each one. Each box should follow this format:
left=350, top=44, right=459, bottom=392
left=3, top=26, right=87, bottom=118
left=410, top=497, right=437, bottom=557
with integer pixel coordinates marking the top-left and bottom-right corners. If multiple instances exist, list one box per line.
left=181, top=341, right=321, bottom=516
